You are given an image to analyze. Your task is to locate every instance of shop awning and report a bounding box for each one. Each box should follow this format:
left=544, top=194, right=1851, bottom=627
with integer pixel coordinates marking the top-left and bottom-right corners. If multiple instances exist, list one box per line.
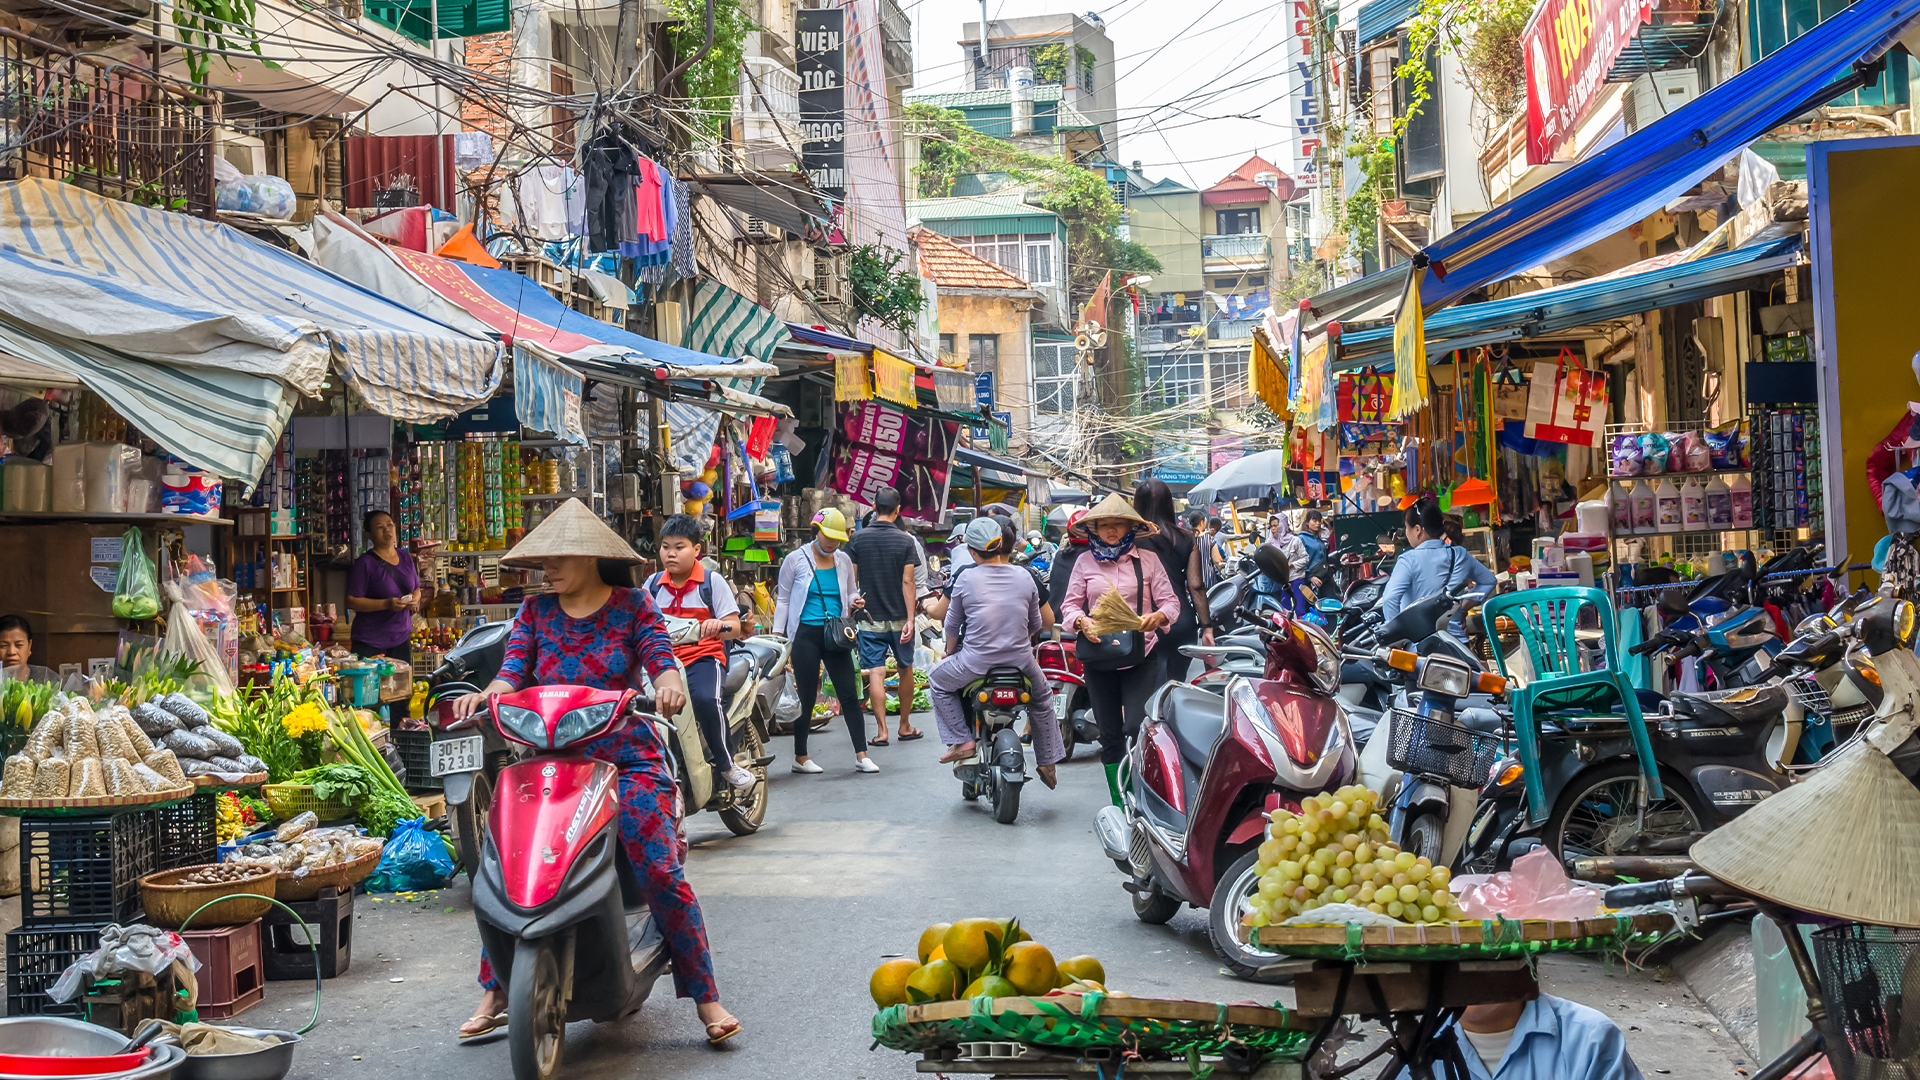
left=1333, top=235, right=1803, bottom=364
left=0, top=180, right=501, bottom=421
left=685, top=280, right=790, bottom=366
left=1310, top=0, right=1920, bottom=316
left=0, top=313, right=295, bottom=480
left=955, top=445, right=1037, bottom=478
left=787, top=325, right=873, bottom=352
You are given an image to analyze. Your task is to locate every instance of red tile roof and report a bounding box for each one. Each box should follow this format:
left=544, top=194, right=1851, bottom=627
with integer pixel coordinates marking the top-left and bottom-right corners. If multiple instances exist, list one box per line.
left=1215, top=155, right=1285, bottom=186
left=914, top=229, right=1033, bottom=291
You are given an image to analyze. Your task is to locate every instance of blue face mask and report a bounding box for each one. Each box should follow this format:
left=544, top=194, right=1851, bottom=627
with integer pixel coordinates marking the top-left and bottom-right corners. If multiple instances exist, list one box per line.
left=1088, top=531, right=1136, bottom=562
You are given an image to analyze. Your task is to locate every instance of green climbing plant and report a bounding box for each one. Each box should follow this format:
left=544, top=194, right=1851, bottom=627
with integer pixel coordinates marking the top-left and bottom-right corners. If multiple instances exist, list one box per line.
left=665, top=0, right=756, bottom=141
left=1032, top=43, right=1069, bottom=85
left=1340, top=138, right=1396, bottom=257
left=171, top=0, right=264, bottom=84
left=1397, top=0, right=1535, bottom=135
left=847, top=243, right=927, bottom=337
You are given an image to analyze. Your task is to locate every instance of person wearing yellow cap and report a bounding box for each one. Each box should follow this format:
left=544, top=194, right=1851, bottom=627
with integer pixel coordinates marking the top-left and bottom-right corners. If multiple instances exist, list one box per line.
left=774, top=507, right=878, bottom=774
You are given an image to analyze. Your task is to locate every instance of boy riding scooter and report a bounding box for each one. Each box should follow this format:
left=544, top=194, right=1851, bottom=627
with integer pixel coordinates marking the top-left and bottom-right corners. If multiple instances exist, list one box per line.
left=646, top=514, right=756, bottom=792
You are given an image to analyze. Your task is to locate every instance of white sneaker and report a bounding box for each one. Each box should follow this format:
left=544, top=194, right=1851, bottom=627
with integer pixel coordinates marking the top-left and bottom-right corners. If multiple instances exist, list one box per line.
left=727, top=763, right=758, bottom=791
left=854, top=757, right=880, bottom=774
left=792, top=759, right=824, bottom=774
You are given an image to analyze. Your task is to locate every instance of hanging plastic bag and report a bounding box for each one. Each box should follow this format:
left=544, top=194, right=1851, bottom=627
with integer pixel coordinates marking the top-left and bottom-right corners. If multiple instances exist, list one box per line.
left=161, top=601, right=236, bottom=698
left=112, top=527, right=160, bottom=620
left=773, top=679, right=801, bottom=725
left=364, top=817, right=456, bottom=893
left=48, top=923, right=201, bottom=1003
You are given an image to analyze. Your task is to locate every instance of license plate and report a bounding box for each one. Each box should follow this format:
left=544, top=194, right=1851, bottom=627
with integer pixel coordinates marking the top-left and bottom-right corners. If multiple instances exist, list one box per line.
left=1051, top=685, right=1069, bottom=720
left=430, top=735, right=484, bottom=777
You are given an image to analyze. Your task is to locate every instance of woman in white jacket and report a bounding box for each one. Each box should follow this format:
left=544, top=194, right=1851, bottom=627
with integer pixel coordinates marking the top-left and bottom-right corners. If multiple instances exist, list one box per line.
left=773, top=509, right=878, bottom=774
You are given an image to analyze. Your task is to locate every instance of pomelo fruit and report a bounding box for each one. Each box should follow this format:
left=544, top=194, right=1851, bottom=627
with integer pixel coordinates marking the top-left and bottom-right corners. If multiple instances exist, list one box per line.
left=918, top=923, right=952, bottom=963
left=1056, top=955, right=1106, bottom=986
left=963, top=974, right=1020, bottom=999
left=906, top=959, right=963, bottom=1002
left=942, top=918, right=999, bottom=970
left=870, top=958, right=919, bottom=1007
left=1004, top=941, right=1057, bottom=995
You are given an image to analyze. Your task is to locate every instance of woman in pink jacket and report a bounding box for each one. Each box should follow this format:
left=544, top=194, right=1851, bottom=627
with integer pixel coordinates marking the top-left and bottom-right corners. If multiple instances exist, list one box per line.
left=1059, top=493, right=1181, bottom=806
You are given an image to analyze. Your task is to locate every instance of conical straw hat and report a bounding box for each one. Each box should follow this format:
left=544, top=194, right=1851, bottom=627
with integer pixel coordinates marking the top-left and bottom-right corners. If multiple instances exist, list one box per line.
left=501, top=498, right=641, bottom=568
left=1691, top=738, right=1920, bottom=927
left=1070, top=492, right=1159, bottom=538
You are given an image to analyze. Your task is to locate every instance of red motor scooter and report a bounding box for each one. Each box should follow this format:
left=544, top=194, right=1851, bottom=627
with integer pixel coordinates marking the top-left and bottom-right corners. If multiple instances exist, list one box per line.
left=1093, top=546, right=1358, bottom=982
left=1036, top=633, right=1099, bottom=760
left=470, top=684, right=674, bottom=1080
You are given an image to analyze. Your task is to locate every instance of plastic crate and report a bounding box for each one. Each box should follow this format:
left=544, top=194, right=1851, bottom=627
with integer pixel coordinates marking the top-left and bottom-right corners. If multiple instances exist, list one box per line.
left=5, top=925, right=99, bottom=1018
left=1384, top=708, right=1502, bottom=788
left=263, top=885, right=352, bottom=981
left=154, top=795, right=218, bottom=872
left=392, top=727, right=441, bottom=792
left=179, top=920, right=264, bottom=1020
left=261, top=784, right=354, bottom=823
left=20, top=813, right=157, bottom=927
left=337, top=667, right=381, bottom=707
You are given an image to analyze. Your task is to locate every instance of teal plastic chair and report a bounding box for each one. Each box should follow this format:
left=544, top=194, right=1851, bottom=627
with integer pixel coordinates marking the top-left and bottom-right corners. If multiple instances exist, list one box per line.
left=1480, top=587, right=1663, bottom=823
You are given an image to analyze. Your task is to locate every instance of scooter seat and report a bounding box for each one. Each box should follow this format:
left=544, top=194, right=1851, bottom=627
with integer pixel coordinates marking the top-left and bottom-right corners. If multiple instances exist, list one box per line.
left=1159, top=684, right=1227, bottom=768
left=1670, top=683, right=1789, bottom=725
left=740, top=638, right=784, bottom=678
left=1456, top=707, right=1506, bottom=735
left=722, top=650, right=754, bottom=696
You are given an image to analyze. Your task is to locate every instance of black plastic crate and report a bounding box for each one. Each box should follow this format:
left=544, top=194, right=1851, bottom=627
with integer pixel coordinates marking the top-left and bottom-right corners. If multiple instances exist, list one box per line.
left=154, top=795, right=218, bottom=872
left=392, top=727, right=441, bottom=791
left=20, top=812, right=157, bottom=927
left=1384, top=708, right=1503, bottom=788
left=263, top=886, right=353, bottom=981
left=6, top=925, right=100, bottom=1017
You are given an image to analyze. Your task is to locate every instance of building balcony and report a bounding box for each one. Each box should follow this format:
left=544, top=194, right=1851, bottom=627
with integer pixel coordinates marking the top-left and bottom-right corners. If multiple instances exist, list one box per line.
left=880, top=0, right=913, bottom=86
left=1208, top=319, right=1258, bottom=342
left=1202, top=233, right=1270, bottom=272
left=737, top=58, right=802, bottom=170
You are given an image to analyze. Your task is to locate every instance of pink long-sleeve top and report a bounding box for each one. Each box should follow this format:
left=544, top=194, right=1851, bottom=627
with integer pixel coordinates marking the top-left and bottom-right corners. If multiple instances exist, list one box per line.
left=1060, top=547, right=1182, bottom=655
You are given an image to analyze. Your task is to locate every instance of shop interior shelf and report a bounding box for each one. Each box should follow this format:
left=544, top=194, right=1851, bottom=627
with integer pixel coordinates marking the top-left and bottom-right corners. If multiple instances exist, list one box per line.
left=0, top=511, right=231, bottom=526
left=1606, top=468, right=1753, bottom=481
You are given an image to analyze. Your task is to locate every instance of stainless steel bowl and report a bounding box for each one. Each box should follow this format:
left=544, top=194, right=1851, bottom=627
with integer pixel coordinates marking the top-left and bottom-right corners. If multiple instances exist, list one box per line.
left=0, top=1018, right=185, bottom=1080
left=162, top=1029, right=299, bottom=1080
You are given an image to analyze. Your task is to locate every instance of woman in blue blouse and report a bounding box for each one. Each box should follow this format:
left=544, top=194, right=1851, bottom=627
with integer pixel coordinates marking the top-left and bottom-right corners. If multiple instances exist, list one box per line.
left=773, top=508, right=877, bottom=774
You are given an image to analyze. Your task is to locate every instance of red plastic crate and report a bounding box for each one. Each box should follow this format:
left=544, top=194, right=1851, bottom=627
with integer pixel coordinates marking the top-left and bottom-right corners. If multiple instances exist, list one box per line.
left=179, top=920, right=263, bottom=1020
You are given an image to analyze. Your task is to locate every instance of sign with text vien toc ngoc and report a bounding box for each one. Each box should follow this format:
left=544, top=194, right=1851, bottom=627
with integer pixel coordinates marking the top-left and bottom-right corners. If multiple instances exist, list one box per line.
left=797, top=9, right=846, bottom=201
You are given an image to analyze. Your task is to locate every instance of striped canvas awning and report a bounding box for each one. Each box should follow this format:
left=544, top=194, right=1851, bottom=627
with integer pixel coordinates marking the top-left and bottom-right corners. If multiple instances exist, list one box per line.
left=0, top=313, right=294, bottom=480
left=0, top=180, right=502, bottom=421
left=513, top=348, right=585, bottom=445
left=685, top=281, right=790, bottom=365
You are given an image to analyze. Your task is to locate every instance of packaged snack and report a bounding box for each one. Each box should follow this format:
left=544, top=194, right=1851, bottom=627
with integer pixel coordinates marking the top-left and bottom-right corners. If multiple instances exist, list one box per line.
left=236, top=755, right=268, bottom=775
left=131, top=763, right=170, bottom=791
left=178, top=758, right=223, bottom=777
left=158, top=693, right=212, bottom=728
left=200, top=727, right=245, bottom=758
left=23, top=713, right=64, bottom=759
left=121, top=717, right=155, bottom=758
left=2, top=754, right=36, bottom=796
left=67, top=758, right=104, bottom=797
left=97, top=716, right=135, bottom=763
left=32, top=757, right=69, bottom=797
left=208, top=756, right=246, bottom=774
left=276, top=811, right=318, bottom=842
left=144, top=749, right=188, bottom=785
left=131, top=703, right=181, bottom=736
left=161, top=728, right=220, bottom=759
left=104, top=757, right=147, bottom=795
left=63, top=715, right=99, bottom=761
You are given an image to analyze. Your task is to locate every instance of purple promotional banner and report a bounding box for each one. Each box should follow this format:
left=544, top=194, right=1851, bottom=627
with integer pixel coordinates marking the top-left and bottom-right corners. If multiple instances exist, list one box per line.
left=830, top=401, right=957, bottom=522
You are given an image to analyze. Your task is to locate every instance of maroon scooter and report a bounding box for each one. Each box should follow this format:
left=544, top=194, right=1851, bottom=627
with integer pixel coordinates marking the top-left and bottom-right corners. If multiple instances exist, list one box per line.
left=1094, top=545, right=1359, bottom=981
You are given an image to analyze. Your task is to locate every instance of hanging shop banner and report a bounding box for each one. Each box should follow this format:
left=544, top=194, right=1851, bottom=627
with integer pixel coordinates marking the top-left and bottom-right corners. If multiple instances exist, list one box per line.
left=1523, top=349, right=1610, bottom=447
left=1210, top=436, right=1246, bottom=473
left=1155, top=442, right=1210, bottom=486
left=932, top=366, right=974, bottom=413
left=873, top=350, right=918, bottom=408
left=1523, top=0, right=1653, bottom=165
left=797, top=8, right=847, bottom=201
left=831, top=401, right=957, bottom=522
left=834, top=350, right=871, bottom=402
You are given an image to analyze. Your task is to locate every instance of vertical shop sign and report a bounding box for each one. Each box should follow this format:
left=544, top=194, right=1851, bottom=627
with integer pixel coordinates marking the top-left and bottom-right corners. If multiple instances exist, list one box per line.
left=831, top=401, right=958, bottom=521
left=797, top=9, right=847, bottom=200
left=1289, top=0, right=1321, bottom=187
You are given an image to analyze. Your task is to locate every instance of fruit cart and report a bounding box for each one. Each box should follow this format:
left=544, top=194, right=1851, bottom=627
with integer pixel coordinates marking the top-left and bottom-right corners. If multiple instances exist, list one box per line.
left=875, top=994, right=1316, bottom=1079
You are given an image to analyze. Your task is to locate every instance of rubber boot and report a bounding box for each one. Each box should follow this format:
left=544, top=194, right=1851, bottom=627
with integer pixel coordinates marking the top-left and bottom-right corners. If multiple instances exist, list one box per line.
left=1104, top=762, right=1123, bottom=807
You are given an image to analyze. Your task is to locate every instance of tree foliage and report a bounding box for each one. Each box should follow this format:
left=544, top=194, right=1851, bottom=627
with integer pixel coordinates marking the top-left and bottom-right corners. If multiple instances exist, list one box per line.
left=665, top=0, right=757, bottom=141
left=1398, top=0, right=1535, bottom=134
left=847, top=243, right=927, bottom=336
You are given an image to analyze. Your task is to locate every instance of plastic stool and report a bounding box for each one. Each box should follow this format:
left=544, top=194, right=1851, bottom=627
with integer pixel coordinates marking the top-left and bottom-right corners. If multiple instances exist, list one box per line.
left=261, top=886, right=352, bottom=981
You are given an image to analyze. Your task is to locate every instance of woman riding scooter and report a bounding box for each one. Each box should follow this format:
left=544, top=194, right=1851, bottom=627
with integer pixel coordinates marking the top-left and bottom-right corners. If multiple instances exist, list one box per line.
left=447, top=500, right=740, bottom=1045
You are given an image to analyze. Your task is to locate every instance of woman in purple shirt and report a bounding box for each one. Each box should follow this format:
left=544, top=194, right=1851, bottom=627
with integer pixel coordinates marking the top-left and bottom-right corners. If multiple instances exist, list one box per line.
left=345, top=511, right=419, bottom=664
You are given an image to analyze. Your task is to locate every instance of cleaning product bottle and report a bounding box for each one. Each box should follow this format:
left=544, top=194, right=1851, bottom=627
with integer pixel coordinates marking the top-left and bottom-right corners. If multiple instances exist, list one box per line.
left=1656, top=477, right=1682, bottom=533
left=1706, top=475, right=1733, bottom=528
left=1681, top=475, right=1707, bottom=529
left=1632, top=479, right=1657, bottom=534
left=1612, top=485, right=1633, bottom=534
left=1730, top=473, right=1754, bottom=528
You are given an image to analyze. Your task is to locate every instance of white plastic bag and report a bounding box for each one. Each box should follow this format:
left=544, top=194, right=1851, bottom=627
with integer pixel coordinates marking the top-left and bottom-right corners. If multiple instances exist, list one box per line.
left=49, top=923, right=200, bottom=1003
left=773, top=679, right=801, bottom=725
left=161, top=601, right=235, bottom=698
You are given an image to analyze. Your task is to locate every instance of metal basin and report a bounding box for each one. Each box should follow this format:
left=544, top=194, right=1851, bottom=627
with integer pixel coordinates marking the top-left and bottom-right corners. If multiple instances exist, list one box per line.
left=162, top=1029, right=298, bottom=1080
left=0, top=1018, right=184, bottom=1080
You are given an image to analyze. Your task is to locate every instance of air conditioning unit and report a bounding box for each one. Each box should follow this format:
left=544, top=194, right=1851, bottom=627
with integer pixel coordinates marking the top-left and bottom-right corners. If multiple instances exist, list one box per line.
left=813, top=254, right=846, bottom=301
left=1624, top=70, right=1700, bottom=134
left=744, top=215, right=781, bottom=239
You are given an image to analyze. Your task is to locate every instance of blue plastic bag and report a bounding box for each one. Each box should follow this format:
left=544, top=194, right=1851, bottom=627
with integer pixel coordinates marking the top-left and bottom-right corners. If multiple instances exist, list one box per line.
left=364, top=817, right=455, bottom=893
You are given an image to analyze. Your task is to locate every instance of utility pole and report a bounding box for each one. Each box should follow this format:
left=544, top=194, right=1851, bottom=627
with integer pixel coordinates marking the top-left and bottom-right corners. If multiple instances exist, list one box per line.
left=977, top=0, right=990, bottom=89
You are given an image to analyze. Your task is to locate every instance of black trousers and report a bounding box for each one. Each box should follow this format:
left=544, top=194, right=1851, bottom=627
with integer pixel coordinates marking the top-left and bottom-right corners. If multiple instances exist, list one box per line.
left=684, top=656, right=733, bottom=772
left=790, top=622, right=867, bottom=757
left=1086, top=652, right=1168, bottom=765
left=1156, top=625, right=1199, bottom=684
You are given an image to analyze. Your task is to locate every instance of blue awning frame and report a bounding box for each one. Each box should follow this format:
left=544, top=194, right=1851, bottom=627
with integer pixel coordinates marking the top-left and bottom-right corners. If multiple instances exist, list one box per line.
left=1309, top=0, right=1920, bottom=319
left=1357, top=0, right=1419, bottom=44
left=1332, top=236, right=1803, bottom=366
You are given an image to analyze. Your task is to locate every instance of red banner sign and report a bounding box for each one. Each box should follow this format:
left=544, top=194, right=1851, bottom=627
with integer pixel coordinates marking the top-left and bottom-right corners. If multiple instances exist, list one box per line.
left=1523, top=0, right=1652, bottom=165
left=830, top=402, right=958, bottom=522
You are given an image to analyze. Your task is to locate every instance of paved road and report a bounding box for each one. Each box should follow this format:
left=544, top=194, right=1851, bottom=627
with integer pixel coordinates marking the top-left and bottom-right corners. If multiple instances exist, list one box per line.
left=240, top=714, right=1756, bottom=1079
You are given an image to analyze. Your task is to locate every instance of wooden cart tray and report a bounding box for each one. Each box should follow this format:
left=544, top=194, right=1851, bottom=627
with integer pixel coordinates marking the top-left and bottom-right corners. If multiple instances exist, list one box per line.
left=0, top=784, right=198, bottom=816
left=875, top=994, right=1314, bottom=1059
left=1255, top=913, right=1673, bottom=960
left=192, top=772, right=268, bottom=789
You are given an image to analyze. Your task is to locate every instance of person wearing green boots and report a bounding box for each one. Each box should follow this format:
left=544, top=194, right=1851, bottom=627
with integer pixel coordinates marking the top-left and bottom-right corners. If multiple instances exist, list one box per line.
left=1057, top=493, right=1182, bottom=806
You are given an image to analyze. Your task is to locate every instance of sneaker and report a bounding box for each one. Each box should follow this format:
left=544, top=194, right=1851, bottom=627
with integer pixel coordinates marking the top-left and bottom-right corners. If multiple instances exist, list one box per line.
left=854, top=757, right=880, bottom=774
left=792, top=759, right=824, bottom=774
left=727, top=763, right=757, bottom=791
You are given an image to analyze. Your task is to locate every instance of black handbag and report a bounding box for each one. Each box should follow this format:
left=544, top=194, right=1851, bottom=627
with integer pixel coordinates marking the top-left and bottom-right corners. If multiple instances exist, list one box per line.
left=812, top=549, right=859, bottom=653
left=1076, top=559, right=1149, bottom=671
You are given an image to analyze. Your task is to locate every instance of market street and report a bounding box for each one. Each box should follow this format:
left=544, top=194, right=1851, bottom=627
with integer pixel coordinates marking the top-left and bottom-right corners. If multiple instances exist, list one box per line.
left=236, top=717, right=1756, bottom=1080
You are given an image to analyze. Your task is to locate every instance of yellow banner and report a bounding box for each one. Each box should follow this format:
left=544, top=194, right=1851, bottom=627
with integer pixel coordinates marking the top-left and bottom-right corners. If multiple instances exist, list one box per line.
left=1391, top=271, right=1429, bottom=419
left=872, top=350, right=918, bottom=408
left=834, top=351, right=871, bottom=402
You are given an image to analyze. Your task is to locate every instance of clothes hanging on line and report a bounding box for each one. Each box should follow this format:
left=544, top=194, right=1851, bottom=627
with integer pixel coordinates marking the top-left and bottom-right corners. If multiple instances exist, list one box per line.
left=512, top=165, right=580, bottom=241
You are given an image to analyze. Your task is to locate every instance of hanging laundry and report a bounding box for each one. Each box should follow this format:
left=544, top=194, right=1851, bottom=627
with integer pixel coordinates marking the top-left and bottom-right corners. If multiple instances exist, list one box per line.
left=583, top=132, right=642, bottom=253
left=514, top=165, right=577, bottom=241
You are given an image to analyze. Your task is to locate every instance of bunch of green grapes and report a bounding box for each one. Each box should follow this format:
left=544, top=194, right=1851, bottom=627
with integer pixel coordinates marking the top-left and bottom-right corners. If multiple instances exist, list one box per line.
left=1243, top=785, right=1464, bottom=929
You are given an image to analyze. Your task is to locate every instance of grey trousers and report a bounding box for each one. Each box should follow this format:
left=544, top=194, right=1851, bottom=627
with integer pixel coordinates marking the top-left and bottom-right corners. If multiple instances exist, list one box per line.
left=928, top=652, right=1064, bottom=767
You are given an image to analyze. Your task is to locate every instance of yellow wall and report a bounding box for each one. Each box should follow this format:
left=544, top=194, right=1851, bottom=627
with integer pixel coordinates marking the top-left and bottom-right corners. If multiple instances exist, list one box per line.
left=1815, top=140, right=1920, bottom=561
left=938, top=293, right=1033, bottom=450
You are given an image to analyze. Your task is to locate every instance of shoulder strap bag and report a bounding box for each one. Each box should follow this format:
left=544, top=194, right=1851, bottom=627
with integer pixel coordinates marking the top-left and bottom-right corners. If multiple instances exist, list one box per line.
left=1077, top=558, right=1150, bottom=672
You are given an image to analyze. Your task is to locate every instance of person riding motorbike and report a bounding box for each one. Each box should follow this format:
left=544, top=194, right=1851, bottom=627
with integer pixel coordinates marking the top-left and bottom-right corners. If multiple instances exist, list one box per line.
left=1380, top=497, right=1485, bottom=634
left=929, top=518, right=1063, bottom=787
left=446, top=500, right=739, bottom=1045
left=646, top=512, right=756, bottom=793
left=1258, top=513, right=1311, bottom=613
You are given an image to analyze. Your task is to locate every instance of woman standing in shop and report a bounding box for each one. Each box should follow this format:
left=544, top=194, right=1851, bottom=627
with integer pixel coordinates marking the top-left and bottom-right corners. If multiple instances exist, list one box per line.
left=773, top=508, right=879, bottom=774
left=344, top=510, right=419, bottom=665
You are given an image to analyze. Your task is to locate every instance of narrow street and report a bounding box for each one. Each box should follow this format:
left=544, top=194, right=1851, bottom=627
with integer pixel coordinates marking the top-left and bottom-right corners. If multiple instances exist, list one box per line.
left=243, top=716, right=1756, bottom=1079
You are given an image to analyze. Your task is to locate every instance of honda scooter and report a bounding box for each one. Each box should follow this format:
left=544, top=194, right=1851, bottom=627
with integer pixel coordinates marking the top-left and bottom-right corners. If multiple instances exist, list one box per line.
left=1036, top=634, right=1098, bottom=759
left=425, top=621, right=515, bottom=876
left=1094, top=546, right=1357, bottom=982
left=470, top=685, right=673, bottom=1080
left=954, top=667, right=1037, bottom=825
left=658, top=616, right=784, bottom=836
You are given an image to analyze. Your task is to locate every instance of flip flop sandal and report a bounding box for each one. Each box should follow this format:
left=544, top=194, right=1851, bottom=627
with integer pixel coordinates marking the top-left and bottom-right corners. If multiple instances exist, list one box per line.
left=938, top=744, right=976, bottom=764
left=869, top=736, right=890, bottom=746
left=458, top=1013, right=508, bottom=1039
left=897, top=730, right=926, bottom=741
left=706, top=1018, right=743, bottom=1045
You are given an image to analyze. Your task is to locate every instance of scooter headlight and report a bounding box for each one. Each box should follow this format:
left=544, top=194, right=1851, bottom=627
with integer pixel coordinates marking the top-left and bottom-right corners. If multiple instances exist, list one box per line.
left=1416, top=657, right=1474, bottom=698
left=1294, top=620, right=1342, bottom=694
left=554, top=702, right=619, bottom=747
left=494, top=703, right=551, bottom=748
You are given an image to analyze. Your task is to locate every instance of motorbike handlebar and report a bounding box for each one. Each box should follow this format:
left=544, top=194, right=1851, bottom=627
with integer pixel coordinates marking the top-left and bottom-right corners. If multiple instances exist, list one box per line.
left=1604, top=880, right=1677, bottom=907
left=1627, top=638, right=1664, bottom=657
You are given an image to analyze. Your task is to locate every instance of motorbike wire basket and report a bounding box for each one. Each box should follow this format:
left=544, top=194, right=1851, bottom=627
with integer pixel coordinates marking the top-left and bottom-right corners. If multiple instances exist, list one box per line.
left=1810, top=923, right=1920, bottom=1080
left=1384, top=708, right=1503, bottom=788
left=1785, top=676, right=1832, bottom=719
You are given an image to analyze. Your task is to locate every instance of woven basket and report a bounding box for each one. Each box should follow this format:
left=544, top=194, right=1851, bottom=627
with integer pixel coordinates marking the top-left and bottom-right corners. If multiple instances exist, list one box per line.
left=139, top=863, right=278, bottom=928
left=262, top=783, right=353, bottom=822
left=276, top=845, right=382, bottom=901
left=873, top=994, right=1312, bottom=1059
